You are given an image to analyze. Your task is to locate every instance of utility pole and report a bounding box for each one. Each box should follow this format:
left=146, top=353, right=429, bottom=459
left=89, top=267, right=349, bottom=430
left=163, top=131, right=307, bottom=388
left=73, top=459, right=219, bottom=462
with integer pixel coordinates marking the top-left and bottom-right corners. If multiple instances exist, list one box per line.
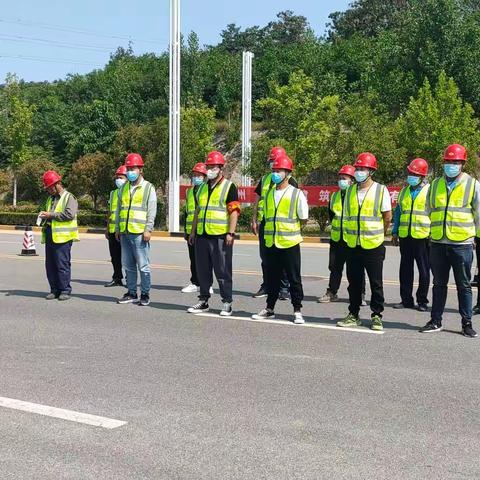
left=168, top=0, right=181, bottom=232
left=241, top=51, right=254, bottom=187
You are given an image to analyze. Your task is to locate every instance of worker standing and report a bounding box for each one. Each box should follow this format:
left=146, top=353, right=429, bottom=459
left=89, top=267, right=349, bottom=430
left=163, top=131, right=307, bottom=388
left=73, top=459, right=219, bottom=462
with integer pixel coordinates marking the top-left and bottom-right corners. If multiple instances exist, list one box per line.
left=39, top=170, right=79, bottom=301
left=391, top=158, right=431, bottom=311
left=115, top=153, right=157, bottom=307
left=104, top=165, right=127, bottom=287
left=252, top=155, right=308, bottom=324
left=337, top=153, right=392, bottom=331
left=187, top=151, right=240, bottom=316
left=420, top=144, right=479, bottom=337
left=251, top=146, right=298, bottom=300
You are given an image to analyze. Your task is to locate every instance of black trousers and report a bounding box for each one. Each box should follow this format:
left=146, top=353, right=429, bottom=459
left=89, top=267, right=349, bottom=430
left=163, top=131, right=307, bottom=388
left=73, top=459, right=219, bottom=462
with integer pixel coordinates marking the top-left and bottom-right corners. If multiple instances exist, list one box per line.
left=259, top=221, right=289, bottom=293
left=45, top=226, right=73, bottom=295
left=107, top=232, right=123, bottom=281
left=266, top=244, right=304, bottom=311
left=328, top=240, right=366, bottom=296
left=346, top=245, right=385, bottom=317
left=399, top=237, right=430, bottom=306
left=186, top=236, right=198, bottom=285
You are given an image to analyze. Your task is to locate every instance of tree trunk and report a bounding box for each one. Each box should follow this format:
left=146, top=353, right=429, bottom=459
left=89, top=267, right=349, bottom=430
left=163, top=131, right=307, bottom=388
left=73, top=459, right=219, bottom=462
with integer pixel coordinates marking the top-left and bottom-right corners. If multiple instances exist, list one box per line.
left=13, top=174, right=17, bottom=207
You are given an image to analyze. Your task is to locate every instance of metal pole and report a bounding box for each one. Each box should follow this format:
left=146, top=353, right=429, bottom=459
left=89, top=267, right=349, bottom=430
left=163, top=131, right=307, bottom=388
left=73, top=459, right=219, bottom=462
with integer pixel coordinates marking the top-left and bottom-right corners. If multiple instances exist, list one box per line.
left=241, top=51, right=254, bottom=187
left=168, top=0, right=181, bottom=232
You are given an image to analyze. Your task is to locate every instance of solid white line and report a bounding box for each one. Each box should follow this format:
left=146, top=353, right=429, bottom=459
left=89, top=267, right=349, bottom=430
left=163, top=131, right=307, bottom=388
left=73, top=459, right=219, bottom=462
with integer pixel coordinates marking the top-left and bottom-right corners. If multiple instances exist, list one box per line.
left=0, top=396, right=127, bottom=429
left=194, top=313, right=384, bottom=335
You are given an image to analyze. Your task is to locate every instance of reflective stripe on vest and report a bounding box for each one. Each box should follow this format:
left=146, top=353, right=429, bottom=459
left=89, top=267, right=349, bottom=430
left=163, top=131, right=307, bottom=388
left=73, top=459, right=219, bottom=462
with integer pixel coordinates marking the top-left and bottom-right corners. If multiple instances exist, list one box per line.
left=257, top=173, right=273, bottom=221
left=429, top=175, right=475, bottom=242
left=343, top=183, right=385, bottom=249
left=108, top=189, right=120, bottom=234
left=185, top=187, right=197, bottom=235
left=264, top=186, right=303, bottom=249
left=118, top=181, right=153, bottom=234
left=197, top=178, right=232, bottom=235
left=41, top=191, right=79, bottom=244
left=330, top=190, right=343, bottom=242
left=398, top=184, right=430, bottom=239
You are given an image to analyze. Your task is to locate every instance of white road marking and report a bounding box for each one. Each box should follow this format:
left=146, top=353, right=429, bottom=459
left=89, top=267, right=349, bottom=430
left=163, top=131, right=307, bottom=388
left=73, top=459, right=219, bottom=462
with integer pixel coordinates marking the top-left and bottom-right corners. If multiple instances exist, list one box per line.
left=194, top=313, right=384, bottom=335
left=0, top=396, right=127, bottom=429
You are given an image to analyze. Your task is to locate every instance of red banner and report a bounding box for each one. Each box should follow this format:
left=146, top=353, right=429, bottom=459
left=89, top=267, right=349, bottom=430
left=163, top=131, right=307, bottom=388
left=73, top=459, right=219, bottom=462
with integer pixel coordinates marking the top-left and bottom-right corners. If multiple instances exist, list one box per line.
left=180, top=185, right=402, bottom=207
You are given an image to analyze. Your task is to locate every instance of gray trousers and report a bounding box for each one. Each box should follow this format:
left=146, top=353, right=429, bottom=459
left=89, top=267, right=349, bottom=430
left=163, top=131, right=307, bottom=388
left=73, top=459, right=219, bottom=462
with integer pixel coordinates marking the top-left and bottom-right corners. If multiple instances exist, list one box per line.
left=195, top=236, right=233, bottom=303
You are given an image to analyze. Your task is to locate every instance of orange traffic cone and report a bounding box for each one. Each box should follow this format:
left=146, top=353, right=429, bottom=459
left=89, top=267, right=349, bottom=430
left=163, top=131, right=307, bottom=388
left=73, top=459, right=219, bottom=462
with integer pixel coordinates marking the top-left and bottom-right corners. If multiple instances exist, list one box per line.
left=19, top=226, right=38, bottom=256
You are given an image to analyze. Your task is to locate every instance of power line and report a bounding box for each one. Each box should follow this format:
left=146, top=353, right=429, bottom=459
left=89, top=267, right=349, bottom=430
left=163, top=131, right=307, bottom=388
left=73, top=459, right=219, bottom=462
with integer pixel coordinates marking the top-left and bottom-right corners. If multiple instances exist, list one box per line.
left=0, top=54, right=103, bottom=67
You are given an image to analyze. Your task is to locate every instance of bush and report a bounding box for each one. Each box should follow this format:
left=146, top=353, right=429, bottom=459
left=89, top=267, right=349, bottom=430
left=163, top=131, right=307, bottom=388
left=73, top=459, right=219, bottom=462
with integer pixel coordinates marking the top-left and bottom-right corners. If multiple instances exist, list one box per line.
left=154, top=202, right=166, bottom=229
left=237, top=205, right=253, bottom=232
left=310, top=206, right=330, bottom=232
left=0, top=211, right=106, bottom=227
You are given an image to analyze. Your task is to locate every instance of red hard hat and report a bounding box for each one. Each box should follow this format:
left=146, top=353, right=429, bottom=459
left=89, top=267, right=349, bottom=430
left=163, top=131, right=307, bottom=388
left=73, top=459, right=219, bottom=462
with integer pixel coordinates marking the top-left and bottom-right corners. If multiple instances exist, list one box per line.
left=43, top=170, right=62, bottom=189
left=444, top=144, right=467, bottom=162
left=407, top=158, right=428, bottom=176
left=354, top=152, right=378, bottom=171
left=116, top=165, right=127, bottom=176
left=206, top=151, right=225, bottom=166
left=272, top=155, right=293, bottom=171
left=125, top=153, right=144, bottom=167
left=338, top=165, right=356, bottom=177
left=192, top=162, right=207, bottom=175
left=269, top=146, right=286, bottom=161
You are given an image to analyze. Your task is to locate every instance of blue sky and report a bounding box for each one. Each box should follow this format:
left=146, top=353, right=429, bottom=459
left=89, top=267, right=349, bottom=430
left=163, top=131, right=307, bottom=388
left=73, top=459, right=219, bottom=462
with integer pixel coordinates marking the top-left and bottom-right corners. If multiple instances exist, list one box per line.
left=0, top=0, right=350, bottom=82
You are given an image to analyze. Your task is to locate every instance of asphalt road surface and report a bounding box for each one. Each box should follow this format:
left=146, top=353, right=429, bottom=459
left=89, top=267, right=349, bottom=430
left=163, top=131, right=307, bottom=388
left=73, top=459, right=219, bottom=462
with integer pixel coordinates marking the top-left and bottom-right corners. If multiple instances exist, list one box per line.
left=0, top=231, right=479, bottom=480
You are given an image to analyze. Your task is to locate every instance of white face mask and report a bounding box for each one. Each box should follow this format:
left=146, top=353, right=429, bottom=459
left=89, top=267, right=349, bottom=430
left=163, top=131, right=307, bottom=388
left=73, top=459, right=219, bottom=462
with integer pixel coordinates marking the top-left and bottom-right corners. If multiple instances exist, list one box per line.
left=206, top=168, right=220, bottom=180
left=115, top=178, right=126, bottom=189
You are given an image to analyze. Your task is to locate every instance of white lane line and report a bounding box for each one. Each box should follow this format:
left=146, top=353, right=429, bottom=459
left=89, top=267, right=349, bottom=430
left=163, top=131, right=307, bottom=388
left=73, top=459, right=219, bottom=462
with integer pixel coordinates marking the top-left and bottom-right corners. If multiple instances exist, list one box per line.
left=0, top=396, right=127, bottom=429
left=194, top=313, right=384, bottom=335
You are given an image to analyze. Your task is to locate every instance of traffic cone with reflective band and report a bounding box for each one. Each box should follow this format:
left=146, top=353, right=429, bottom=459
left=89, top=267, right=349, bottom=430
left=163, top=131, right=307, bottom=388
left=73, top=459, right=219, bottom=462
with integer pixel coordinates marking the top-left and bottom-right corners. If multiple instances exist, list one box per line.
left=19, top=226, right=38, bottom=256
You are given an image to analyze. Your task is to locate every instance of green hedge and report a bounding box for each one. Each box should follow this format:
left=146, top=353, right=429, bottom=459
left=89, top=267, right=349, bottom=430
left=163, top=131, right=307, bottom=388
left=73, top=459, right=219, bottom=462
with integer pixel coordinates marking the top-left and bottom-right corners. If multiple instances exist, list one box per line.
left=0, top=212, right=105, bottom=227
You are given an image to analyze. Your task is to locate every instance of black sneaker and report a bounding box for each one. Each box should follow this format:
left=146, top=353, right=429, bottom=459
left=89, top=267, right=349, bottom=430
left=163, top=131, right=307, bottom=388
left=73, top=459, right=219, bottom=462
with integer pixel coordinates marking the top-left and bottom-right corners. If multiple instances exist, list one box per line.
left=417, top=304, right=428, bottom=312
left=139, top=293, right=150, bottom=306
left=393, top=303, right=414, bottom=309
left=117, top=292, right=139, bottom=304
left=419, top=321, right=443, bottom=333
left=462, top=323, right=478, bottom=338
left=251, top=308, right=275, bottom=320
left=253, top=288, right=267, bottom=298
left=187, top=301, right=209, bottom=314
left=105, top=279, right=124, bottom=287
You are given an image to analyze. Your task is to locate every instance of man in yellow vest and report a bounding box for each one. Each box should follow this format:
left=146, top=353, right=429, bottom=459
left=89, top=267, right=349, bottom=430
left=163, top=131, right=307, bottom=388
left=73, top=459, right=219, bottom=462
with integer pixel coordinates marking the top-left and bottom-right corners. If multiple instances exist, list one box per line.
left=104, top=165, right=127, bottom=287
left=337, top=153, right=392, bottom=331
left=420, top=144, right=479, bottom=338
left=182, top=162, right=207, bottom=293
left=115, top=153, right=157, bottom=307
left=187, top=151, right=240, bottom=316
left=251, top=155, right=309, bottom=324
left=251, top=146, right=298, bottom=300
left=391, top=158, right=431, bottom=312
left=39, top=170, right=79, bottom=301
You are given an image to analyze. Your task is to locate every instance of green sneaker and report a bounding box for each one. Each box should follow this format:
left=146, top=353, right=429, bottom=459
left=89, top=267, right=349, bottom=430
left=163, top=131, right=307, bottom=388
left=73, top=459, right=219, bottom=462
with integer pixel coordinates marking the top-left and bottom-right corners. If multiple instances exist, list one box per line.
left=337, top=313, right=362, bottom=328
left=371, top=315, right=383, bottom=331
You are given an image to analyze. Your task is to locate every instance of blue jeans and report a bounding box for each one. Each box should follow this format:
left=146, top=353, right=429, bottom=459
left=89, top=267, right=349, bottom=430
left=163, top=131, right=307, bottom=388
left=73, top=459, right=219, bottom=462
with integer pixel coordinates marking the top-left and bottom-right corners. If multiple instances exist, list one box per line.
left=120, top=233, right=151, bottom=295
left=430, top=242, right=473, bottom=326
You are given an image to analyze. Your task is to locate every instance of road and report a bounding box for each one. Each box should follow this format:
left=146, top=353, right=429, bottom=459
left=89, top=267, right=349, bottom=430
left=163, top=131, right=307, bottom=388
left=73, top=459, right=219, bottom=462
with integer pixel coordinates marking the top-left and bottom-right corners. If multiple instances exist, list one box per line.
left=0, top=231, right=479, bottom=479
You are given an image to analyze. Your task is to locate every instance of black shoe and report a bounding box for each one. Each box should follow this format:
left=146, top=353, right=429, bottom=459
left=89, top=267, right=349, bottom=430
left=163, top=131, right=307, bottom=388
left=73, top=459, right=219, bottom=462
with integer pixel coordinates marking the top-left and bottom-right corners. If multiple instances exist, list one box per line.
left=393, top=303, right=414, bottom=309
left=473, top=305, right=480, bottom=315
left=462, top=323, right=478, bottom=338
left=419, top=321, right=442, bottom=333
left=279, top=291, right=289, bottom=301
left=417, top=304, right=428, bottom=312
left=139, top=293, right=150, bottom=306
left=58, top=293, right=71, bottom=301
left=105, top=279, right=124, bottom=287
left=117, top=292, right=139, bottom=304
left=253, top=288, right=267, bottom=298
left=188, top=301, right=209, bottom=314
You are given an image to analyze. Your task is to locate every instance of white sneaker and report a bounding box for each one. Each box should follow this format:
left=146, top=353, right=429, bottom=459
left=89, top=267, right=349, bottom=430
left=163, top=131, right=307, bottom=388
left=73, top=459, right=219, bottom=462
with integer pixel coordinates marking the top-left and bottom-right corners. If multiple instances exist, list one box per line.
left=252, top=309, right=275, bottom=320
left=220, top=302, right=233, bottom=316
left=293, top=312, right=305, bottom=324
left=209, top=286, right=214, bottom=294
left=182, top=283, right=199, bottom=293
left=187, top=301, right=209, bottom=314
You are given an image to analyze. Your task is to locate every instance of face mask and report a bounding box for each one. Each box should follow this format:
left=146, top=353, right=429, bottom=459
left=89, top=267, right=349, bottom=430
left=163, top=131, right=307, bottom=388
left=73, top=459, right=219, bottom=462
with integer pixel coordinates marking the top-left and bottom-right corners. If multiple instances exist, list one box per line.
left=192, top=176, right=204, bottom=186
left=206, top=168, right=219, bottom=180
left=354, top=171, right=369, bottom=183
left=407, top=175, right=421, bottom=187
left=271, top=172, right=286, bottom=184
left=444, top=163, right=461, bottom=178
left=127, top=170, right=139, bottom=182
left=338, top=179, right=350, bottom=191
left=115, top=178, right=126, bottom=189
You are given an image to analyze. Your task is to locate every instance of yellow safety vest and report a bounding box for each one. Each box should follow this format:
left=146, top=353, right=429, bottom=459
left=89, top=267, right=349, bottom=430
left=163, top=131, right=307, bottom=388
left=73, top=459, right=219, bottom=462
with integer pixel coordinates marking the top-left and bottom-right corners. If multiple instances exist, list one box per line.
left=264, top=186, right=303, bottom=249
left=343, top=182, right=385, bottom=249
left=197, top=178, right=233, bottom=235
left=41, top=191, right=79, bottom=244
left=185, top=186, right=198, bottom=235
left=257, top=173, right=273, bottom=222
left=118, top=181, right=154, bottom=234
left=108, top=189, right=120, bottom=234
left=398, top=184, right=431, bottom=239
left=429, top=175, right=476, bottom=242
left=330, top=190, right=344, bottom=242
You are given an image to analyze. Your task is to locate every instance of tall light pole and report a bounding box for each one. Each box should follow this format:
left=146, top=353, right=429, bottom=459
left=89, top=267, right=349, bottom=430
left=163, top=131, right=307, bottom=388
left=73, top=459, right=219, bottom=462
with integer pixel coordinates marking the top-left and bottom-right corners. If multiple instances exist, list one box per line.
left=241, top=51, right=254, bottom=187
left=168, top=0, right=181, bottom=232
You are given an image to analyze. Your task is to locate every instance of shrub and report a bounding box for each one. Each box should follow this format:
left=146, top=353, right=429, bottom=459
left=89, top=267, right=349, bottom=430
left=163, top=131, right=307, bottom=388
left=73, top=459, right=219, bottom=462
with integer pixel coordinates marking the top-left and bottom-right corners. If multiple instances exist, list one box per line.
left=310, top=206, right=330, bottom=232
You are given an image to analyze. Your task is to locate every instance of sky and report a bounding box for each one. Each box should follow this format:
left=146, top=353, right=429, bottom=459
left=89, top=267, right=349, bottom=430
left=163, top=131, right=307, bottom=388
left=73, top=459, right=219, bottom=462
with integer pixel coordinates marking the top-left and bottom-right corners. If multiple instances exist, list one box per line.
left=0, top=0, right=351, bottom=83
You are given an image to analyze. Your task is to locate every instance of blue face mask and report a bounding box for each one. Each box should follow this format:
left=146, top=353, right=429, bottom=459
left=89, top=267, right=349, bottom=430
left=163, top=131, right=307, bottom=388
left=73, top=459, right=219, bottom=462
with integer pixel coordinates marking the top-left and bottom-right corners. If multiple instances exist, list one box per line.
left=354, top=171, right=369, bottom=183
left=407, top=175, right=421, bottom=187
left=338, top=179, right=350, bottom=191
left=271, top=172, right=285, bottom=184
left=192, top=176, right=204, bottom=186
left=127, top=170, right=139, bottom=182
left=444, top=163, right=461, bottom=178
